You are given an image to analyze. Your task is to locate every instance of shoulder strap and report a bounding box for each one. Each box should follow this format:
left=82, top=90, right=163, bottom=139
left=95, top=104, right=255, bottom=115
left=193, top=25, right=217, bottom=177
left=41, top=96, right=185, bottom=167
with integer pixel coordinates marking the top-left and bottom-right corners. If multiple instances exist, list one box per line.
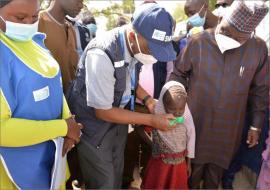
left=102, top=49, right=115, bottom=66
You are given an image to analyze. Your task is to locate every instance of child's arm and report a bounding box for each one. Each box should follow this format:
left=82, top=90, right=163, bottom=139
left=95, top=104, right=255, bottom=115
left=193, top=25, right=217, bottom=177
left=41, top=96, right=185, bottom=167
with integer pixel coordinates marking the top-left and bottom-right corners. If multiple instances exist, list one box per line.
left=184, top=104, right=196, bottom=158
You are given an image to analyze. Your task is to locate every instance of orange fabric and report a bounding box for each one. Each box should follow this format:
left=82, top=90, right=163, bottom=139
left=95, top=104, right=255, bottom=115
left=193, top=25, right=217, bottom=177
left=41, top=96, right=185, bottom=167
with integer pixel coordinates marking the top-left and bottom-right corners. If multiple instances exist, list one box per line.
left=38, top=11, right=79, bottom=93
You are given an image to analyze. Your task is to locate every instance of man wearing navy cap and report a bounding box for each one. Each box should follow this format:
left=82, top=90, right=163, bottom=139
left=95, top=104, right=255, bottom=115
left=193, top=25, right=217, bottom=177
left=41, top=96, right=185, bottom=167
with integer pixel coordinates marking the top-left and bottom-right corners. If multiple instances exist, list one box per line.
left=67, top=3, right=176, bottom=189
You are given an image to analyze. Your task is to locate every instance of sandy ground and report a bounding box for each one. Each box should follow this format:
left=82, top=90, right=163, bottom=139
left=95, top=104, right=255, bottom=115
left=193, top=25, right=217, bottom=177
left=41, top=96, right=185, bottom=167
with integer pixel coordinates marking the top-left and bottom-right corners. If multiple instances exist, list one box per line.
left=232, top=166, right=257, bottom=190
left=217, top=166, right=257, bottom=190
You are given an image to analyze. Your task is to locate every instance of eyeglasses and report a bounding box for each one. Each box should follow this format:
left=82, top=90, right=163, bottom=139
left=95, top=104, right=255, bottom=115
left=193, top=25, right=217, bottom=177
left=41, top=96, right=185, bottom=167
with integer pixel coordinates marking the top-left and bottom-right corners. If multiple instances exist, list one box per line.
left=215, top=3, right=229, bottom=8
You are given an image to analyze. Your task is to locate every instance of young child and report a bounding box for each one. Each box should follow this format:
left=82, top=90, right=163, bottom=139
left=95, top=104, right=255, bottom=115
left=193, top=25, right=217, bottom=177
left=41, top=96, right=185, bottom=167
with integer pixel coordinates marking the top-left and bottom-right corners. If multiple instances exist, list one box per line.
left=142, top=81, right=195, bottom=189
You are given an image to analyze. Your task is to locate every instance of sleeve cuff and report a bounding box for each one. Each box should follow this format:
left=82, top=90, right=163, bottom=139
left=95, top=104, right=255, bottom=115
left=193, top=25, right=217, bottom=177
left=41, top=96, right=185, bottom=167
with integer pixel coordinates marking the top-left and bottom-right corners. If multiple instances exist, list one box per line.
left=251, top=112, right=265, bottom=129
left=54, top=120, right=68, bottom=137
left=87, top=101, right=113, bottom=110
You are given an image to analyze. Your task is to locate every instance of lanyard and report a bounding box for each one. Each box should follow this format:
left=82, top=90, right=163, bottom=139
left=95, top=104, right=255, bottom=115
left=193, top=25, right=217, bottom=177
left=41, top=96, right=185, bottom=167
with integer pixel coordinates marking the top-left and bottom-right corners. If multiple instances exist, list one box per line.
left=119, top=29, right=136, bottom=111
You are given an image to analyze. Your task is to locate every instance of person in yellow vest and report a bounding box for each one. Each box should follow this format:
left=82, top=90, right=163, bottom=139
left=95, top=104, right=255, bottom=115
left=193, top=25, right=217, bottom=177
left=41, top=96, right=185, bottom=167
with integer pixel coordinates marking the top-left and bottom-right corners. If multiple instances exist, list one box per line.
left=0, top=0, right=83, bottom=189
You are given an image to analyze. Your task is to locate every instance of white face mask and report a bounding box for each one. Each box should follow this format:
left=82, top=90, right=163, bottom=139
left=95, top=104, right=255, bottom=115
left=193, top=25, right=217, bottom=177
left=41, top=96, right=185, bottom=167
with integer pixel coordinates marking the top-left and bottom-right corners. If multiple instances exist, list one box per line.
left=127, top=32, right=157, bottom=65
left=213, top=6, right=230, bottom=17
left=215, top=29, right=241, bottom=54
left=0, top=16, right=38, bottom=41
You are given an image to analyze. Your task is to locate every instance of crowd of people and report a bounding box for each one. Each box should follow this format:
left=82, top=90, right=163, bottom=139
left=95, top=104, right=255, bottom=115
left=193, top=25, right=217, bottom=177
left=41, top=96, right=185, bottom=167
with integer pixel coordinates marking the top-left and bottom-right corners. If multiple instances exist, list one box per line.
left=0, top=0, right=269, bottom=189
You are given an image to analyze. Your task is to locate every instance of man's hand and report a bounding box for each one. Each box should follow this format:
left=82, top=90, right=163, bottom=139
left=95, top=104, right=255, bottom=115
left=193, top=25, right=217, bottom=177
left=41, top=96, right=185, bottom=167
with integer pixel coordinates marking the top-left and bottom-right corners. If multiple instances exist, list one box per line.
left=150, top=114, right=176, bottom=131
left=145, top=97, right=156, bottom=114
left=65, top=116, right=83, bottom=143
left=62, top=137, right=75, bottom=157
left=246, top=129, right=260, bottom=148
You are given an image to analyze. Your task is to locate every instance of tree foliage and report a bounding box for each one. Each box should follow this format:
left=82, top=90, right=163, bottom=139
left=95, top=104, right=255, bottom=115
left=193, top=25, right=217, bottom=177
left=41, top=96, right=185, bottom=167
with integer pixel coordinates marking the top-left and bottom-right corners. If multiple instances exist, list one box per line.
left=40, top=0, right=51, bottom=9
left=209, top=0, right=217, bottom=11
left=89, top=0, right=133, bottom=30
left=122, top=0, right=135, bottom=14
left=172, top=3, right=187, bottom=23
left=39, top=0, right=216, bottom=30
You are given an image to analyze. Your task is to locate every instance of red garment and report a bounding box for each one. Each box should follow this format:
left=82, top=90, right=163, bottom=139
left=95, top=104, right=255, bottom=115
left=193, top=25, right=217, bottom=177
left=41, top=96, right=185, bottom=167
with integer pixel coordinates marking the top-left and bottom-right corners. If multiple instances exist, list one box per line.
left=142, top=156, right=188, bottom=189
left=144, top=126, right=153, bottom=133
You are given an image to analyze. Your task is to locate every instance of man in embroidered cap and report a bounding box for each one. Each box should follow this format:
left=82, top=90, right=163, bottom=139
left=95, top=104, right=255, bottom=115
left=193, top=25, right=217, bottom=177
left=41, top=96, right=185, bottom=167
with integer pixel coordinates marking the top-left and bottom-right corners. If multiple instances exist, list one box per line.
left=170, top=0, right=269, bottom=188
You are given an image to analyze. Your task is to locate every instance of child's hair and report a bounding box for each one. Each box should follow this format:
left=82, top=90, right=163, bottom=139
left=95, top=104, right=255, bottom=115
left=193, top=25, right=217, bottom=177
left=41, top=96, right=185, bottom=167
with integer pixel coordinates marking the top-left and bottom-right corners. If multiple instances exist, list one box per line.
left=163, top=85, right=187, bottom=106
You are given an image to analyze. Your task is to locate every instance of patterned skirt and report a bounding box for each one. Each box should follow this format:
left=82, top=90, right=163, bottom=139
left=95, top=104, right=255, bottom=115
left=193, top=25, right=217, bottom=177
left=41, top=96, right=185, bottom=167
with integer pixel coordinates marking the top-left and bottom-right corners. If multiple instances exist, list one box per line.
left=142, top=156, right=188, bottom=189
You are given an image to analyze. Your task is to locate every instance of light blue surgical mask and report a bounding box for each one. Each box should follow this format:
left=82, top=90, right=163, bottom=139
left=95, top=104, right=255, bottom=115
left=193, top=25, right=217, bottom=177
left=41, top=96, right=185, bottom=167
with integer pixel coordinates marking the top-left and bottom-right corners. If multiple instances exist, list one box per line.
left=0, top=16, right=38, bottom=41
left=188, top=12, right=206, bottom=27
left=86, top=23, right=97, bottom=36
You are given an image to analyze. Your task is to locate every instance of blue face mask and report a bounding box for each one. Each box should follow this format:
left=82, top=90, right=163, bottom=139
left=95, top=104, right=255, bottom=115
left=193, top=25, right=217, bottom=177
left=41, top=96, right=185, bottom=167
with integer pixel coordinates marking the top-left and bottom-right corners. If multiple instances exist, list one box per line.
left=86, top=24, right=97, bottom=35
left=0, top=16, right=38, bottom=41
left=188, top=12, right=206, bottom=27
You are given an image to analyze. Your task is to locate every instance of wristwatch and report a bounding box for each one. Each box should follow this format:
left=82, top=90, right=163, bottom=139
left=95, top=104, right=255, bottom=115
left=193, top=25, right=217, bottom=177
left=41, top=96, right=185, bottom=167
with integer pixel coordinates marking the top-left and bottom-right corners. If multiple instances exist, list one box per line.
left=250, top=126, right=261, bottom=132
left=142, top=95, right=151, bottom=106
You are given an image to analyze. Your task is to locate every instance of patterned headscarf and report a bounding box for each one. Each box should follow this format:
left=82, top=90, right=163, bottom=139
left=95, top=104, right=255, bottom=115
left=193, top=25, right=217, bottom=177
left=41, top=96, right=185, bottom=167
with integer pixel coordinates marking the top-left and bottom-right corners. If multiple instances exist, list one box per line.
left=156, top=80, right=187, bottom=115
left=224, top=0, right=269, bottom=34
left=155, top=81, right=190, bottom=153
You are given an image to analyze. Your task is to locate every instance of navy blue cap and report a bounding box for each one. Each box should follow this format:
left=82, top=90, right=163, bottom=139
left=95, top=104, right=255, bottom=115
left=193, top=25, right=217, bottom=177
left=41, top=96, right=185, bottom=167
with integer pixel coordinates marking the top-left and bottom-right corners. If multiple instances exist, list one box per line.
left=132, top=3, right=176, bottom=62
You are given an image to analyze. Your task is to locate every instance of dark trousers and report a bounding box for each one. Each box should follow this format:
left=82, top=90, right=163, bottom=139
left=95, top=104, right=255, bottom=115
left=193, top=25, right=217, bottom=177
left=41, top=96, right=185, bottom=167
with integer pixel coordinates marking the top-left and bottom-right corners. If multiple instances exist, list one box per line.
left=77, top=125, right=128, bottom=189
left=223, top=108, right=270, bottom=187
left=66, top=147, right=84, bottom=189
left=190, top=163, right=224, bottom=189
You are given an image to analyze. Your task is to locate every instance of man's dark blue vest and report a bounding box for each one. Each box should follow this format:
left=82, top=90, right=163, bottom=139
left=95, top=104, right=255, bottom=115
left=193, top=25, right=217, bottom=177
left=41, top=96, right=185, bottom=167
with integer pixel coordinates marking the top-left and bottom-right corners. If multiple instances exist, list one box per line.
left=67, top=28, right=138, bottom=147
